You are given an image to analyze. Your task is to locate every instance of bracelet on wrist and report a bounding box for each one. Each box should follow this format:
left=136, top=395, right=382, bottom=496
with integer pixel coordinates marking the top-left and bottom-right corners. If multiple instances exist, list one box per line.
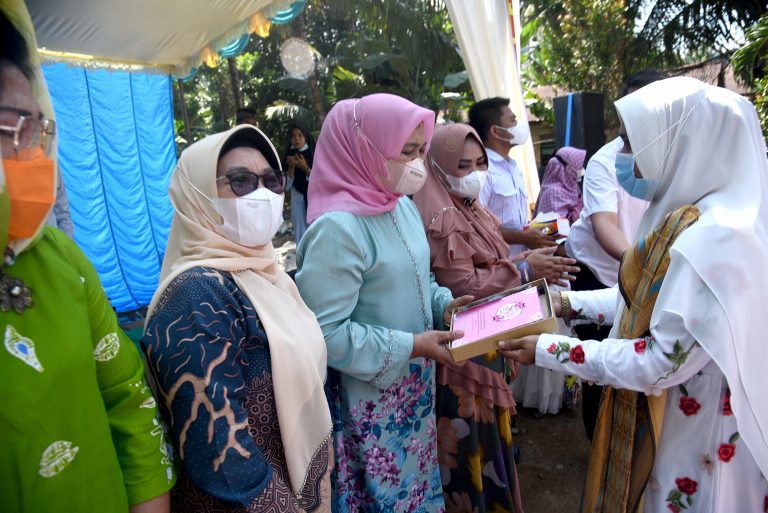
left=560, top=291, right=572, bottom=325
left=515, top=260, right=534, bottom=284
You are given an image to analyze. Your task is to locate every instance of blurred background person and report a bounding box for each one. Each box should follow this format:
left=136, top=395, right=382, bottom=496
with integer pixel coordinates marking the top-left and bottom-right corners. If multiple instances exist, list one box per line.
left=533, top=146, right=586, bottom=225
left=284, top=123, right=313, bottom=245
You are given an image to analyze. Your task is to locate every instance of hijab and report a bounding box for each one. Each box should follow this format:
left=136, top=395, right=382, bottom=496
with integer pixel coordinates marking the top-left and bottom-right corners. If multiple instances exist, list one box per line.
left=2, top=1, right=57, bottom=255
left=412, top=123, right=509, bottom=259
left=283, top=123, right=314, bottom=197
left=615, top=77, right=768, bottom=477
left=284, top=123, right=314, bottom=156
left=533, top=146, right=586, bottom=223
left=146, top=125, right=331, bottom=496
left=306, top=93, right=435, bottom=223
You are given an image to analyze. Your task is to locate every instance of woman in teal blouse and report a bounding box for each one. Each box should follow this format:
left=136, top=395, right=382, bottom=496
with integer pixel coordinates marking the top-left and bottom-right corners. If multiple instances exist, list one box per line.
left=296, top=93, right=471, bottom=512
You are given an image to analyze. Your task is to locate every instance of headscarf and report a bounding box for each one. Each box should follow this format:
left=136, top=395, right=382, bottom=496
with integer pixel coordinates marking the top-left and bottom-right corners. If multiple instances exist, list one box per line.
left=615, top=77, right=768, bottom=477
left=146, top=125, right=331, bottom=496
left=2, top=0, right=58, bottom=254
left=306, top=93, right=435, bottom=223
left=283, top=123, right=314, bottom=197
left=284, top=123, right=315, bottom=159
left=413, top=123, right=520, bottom=409
left=533, top=146, right=586, bottom=224
left=413, top=123, right=510, bottom=260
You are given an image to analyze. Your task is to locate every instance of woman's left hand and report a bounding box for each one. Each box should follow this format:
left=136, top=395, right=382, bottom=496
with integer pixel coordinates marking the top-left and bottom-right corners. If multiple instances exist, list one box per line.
left=497, top=335, right=539, bottom=365
left=443, top=295, right=475, bottom=326
left=295, top=154, right=309, bottom=171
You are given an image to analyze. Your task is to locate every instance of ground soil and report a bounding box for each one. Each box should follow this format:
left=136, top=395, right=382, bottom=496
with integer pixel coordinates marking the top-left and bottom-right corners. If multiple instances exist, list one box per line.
left=515, top=406, right=591, bottom=513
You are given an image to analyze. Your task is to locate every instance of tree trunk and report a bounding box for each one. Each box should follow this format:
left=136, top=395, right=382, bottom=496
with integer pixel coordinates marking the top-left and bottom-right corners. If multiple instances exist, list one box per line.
left=176, top=80, right=193, bottom=146
left=227, top=57, right=243, bottom=109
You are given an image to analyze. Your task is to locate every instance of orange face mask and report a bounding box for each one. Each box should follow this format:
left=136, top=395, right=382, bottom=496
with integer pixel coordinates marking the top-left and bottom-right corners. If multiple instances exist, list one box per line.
left=3, top=153, right=56, bottom=241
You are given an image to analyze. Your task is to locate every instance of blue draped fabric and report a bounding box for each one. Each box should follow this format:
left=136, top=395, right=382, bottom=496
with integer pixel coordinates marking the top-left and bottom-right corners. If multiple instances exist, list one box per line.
left=218, top=34, right=251, bottom=58
left=42, top=63, right=176, bottom=312
left=270, top=1, right=307, bottom=24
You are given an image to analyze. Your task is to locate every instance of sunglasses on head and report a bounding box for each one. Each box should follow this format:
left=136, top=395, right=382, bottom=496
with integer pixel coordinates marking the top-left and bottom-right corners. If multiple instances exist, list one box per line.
left=216, top=168, right=285, bottom=196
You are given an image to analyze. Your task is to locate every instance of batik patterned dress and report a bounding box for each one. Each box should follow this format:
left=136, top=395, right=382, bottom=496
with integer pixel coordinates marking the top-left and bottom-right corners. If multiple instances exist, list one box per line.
left=142, top=267, right=331, bottom=513
left=297, top=197, right=454, bottom=513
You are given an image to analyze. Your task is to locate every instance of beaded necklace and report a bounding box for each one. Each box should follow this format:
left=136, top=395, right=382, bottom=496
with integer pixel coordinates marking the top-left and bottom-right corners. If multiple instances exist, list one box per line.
left=387, top=211, right=430, bottom=332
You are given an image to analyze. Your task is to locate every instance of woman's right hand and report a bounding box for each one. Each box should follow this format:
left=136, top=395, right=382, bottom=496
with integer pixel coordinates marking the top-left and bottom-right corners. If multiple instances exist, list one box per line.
left=286, top=156, right=297, bottom=178
left=526, top=247, right=580, bottom=287
left=412, top=330, right=464, bottom=366
left=522, top=229, right=558, bottom=249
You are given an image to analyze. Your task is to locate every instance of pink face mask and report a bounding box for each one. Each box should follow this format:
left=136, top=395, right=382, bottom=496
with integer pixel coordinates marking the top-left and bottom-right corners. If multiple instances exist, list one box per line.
left=381, top=156, right=427, bottom=195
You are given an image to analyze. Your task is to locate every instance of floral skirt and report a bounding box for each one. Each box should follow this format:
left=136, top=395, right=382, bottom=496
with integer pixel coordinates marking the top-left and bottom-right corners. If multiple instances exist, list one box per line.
left=435, top=381, right=524, bottom=513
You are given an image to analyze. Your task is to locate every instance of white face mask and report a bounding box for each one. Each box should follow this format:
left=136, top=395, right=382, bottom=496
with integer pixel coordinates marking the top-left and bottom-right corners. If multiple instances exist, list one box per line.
left=432, top=157, right=487, bottom=199
left=495, top=122, right=530, bottom=146
left=180, top=171, right=285, bottom=247
left=211, top=188, right=284, bottom=247
left=384, top=157, right=428, bottom=195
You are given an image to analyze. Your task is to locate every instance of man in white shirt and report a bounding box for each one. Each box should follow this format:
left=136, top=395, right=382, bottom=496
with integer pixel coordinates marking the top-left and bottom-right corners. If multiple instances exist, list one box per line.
left=470, top=97, right=556, bottom=257
left=565, top=137, right=649, bottom=288
left=565, top=70, right=665, bottom=440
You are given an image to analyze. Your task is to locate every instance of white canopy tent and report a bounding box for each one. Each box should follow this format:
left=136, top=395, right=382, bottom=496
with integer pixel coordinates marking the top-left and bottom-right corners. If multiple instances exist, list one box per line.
left=24, top=0, right=539, bottom=196
left=444, top=0, right=541, bottom=204
left=24, top=0, right=299, bottom=76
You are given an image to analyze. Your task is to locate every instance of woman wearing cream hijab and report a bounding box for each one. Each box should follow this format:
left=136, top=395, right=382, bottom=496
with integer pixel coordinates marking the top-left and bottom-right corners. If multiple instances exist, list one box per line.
left=142, top=125, right=332, bottom=513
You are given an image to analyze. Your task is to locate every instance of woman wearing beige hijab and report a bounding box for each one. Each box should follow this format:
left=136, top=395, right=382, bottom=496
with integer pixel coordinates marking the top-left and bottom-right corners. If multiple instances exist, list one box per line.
left=142, top=125, right=332, bottom=513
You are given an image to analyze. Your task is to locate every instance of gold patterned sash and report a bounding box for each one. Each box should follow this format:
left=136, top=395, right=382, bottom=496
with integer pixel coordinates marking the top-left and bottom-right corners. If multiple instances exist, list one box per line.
left=582, top=205, right=700, bottom=513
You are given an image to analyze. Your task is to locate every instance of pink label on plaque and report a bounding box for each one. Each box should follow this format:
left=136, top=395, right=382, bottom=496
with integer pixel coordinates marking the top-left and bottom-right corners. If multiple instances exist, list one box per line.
left=451, top=287, right=543, bottom=347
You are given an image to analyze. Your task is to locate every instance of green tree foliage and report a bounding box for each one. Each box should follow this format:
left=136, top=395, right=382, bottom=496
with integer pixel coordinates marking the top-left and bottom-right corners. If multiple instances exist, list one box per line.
left=638, top=0, right=765, bottom=62
left=522, top=0, right=765, bottom=125
left=173, top=0, right=471, bottom=151
left=733, top=12, right=768, bottom=138
left=522, top=0, right=637, bottom=109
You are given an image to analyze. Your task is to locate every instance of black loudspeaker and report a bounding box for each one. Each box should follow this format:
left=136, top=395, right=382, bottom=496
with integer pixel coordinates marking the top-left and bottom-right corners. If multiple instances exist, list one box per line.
left=553, top=92, right=605, bottom=162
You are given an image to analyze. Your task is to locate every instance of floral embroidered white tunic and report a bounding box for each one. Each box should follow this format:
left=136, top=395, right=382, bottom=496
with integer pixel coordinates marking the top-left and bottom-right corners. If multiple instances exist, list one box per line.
left=535, top=260, right=768, bottom=512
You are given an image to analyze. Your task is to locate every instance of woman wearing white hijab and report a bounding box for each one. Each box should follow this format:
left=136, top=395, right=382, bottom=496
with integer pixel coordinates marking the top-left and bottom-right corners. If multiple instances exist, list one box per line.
left=142, top=125, right=332, bottom=512
left=501, top=77, right=768, bottom=512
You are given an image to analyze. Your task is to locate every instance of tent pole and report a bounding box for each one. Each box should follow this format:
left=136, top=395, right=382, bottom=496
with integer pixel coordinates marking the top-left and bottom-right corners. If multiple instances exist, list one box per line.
left=176, top=80, right=193, bottom=144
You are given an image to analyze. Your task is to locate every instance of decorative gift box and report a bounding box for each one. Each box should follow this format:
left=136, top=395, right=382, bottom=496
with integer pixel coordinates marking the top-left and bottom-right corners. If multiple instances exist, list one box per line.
left=524, top=211, right=571, bottom=242
left=448, top=279, right=557, bottom=362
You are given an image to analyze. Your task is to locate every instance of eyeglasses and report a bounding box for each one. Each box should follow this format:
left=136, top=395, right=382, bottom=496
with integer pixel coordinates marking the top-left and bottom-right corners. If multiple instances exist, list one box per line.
left=216, top=168, right=285, bottom=196
left=0, top=106, right=56, bottom=160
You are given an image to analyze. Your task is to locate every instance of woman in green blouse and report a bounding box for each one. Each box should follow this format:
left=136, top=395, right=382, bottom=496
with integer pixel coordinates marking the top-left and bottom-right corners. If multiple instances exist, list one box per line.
left=0, top=11, right=174, bottom=513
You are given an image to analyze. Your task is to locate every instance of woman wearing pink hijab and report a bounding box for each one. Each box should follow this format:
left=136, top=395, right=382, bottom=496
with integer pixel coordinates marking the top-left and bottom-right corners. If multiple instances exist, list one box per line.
left=296, top=94, right=472, bottom=512
left=533, top=146, right=587, bottom=224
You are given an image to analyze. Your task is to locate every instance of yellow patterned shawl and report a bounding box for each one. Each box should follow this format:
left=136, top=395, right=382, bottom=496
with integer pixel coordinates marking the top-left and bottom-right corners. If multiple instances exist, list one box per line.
left=582, top=205, right=700, bottom=513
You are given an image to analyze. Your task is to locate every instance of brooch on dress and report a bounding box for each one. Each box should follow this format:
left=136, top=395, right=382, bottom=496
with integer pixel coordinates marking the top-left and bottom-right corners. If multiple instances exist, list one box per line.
left=0, top=248, right=32, bottom=315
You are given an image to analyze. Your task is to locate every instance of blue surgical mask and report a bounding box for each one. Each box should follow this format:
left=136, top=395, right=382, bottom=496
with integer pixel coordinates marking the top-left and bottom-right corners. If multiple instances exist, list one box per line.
left=615, top=152, right=656, bottom=200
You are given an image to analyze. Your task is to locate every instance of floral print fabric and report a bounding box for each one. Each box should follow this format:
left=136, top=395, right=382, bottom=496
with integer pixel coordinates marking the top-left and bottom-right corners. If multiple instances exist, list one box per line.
left=435, top=354, right=524, bottom=513
left=537, top=276, right=768, bottom=512
left=328, top=361, right=444, bottom=513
